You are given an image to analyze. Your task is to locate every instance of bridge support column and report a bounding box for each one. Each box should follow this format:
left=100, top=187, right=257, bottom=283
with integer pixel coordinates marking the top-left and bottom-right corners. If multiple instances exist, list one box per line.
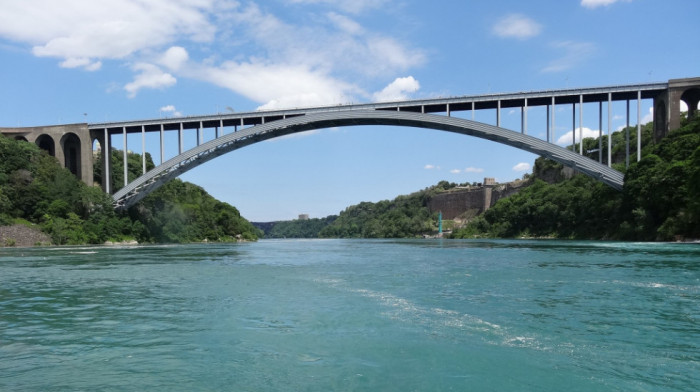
left=579, top=95, right=583, bottom=155
left=637, top=91, right=642, bottom=162
left=608, top=93, right=612, bottom=167
left=93, top=129, right=111, bottom=193
left=521, top=98, right=527, bottom=134
left=626, top=100, right=630, bottom=168
left=572, top=103, right=576, bottom=152
left=598, top=101, right=603, bottom=163
left=123, top=127, right=127, bottom=188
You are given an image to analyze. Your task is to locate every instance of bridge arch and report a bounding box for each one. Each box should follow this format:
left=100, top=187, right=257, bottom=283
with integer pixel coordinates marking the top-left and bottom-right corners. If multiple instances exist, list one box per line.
left=35, top=134, right=55, bottom=157
left=112, top=110, right=624, bottom=210
left=681, top=88, right=700, bottom=119
left=60, top=133, right=82, bottom=178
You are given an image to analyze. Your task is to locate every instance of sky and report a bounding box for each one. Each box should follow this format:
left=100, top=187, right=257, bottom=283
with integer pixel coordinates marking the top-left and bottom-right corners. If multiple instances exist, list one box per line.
left=0, top=0, right=698, bottom=221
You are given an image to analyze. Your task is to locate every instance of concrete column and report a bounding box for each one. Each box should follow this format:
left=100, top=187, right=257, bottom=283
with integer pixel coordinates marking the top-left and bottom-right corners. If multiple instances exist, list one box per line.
left=447, top=103, right=451, bottom=117
left=551, top=96, right=556, bottom=143
left=160, top=124, right=164, bottom=165
left=522, top=98, right=527, bottom=135
left=572, top=103, right=576, bottom=151
left=123, top=127, right=127, bottom=188
left=179, top=123, right=183, bottom=155
left=546, top=104, right=550, bottom=143
left=626, top=100, right=630, bottom=168
left=598, top=101, right=603, bottom=163
left=471, top=101, right=475, bottom=120
left=637, top=91, right=641, bottom=162
left=141, top=125, right=146, bottom=175
left=579, top=95, right=583, bottom=155
left=104, top=128, right=110, bottom=193
left=497, top=100, right=501, bottom=127
left=608, top=93, right=612, bottom=167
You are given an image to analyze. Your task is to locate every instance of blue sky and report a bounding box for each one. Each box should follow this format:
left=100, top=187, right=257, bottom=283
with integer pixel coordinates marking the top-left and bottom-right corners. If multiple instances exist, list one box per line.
left=0, top=0, right=698, bottom=221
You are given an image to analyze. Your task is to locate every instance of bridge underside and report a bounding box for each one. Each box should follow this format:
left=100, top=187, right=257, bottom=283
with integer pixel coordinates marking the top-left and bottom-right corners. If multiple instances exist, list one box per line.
left=112, top=110, right=624, bottom=210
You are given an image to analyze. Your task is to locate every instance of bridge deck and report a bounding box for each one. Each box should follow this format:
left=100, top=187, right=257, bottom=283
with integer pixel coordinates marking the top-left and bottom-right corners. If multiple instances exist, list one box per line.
left=89, top=81, right=668, bottom=133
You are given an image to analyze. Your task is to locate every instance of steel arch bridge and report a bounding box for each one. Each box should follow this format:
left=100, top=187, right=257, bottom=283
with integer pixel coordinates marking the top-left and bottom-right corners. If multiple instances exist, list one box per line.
left=112, top=110, right=624, bottom=210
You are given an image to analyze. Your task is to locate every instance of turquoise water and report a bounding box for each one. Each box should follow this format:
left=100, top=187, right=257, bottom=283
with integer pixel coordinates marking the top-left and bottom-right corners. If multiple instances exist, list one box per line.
left=1, top=239, right=698, bottom=391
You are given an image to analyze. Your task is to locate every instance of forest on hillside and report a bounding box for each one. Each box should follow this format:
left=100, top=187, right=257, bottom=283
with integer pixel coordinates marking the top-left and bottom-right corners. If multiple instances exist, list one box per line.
left=257, top=117, right=700, bottom=241
left=453, top=116, right=700, bottom=241
left=0, top=138, right=260, bottom=245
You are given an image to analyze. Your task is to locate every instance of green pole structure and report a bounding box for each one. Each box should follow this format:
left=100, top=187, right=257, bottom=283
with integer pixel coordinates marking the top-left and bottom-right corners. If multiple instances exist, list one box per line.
left=438, top=211, right=443, bottom=235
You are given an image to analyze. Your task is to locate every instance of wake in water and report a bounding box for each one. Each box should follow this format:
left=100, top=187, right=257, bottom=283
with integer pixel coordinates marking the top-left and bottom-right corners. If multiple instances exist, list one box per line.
left=314, top=277, right=554, bottom=352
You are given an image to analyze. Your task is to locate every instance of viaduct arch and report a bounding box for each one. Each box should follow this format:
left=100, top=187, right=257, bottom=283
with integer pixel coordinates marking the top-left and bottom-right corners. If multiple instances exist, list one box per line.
left=654, top=77, right=700, bottom=140
left=112, top=110, right=625, bottom=210
left=0, top=124, right=94, bottom=186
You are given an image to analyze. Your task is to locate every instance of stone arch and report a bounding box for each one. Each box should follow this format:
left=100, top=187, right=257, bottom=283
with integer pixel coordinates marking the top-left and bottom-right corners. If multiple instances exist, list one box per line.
left=35, top=134, right=55, bottom=156
left=680, top=88, right=700, bottom=119
left=61, top=133, right=82, bottom=178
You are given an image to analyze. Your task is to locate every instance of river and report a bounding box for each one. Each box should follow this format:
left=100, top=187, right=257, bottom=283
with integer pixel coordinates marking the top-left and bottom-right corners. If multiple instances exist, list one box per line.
left=1, top=239, right=698, bottom=391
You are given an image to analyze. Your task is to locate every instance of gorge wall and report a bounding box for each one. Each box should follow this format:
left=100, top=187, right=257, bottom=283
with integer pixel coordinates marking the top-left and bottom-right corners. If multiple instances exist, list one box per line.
left=427, top=178, right=527, bottom=220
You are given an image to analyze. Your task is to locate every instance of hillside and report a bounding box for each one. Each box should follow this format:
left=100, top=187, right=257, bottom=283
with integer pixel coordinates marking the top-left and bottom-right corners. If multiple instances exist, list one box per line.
left=0, top=136, right=260, bottom=246
left=452, top=116, right=700, bottom=241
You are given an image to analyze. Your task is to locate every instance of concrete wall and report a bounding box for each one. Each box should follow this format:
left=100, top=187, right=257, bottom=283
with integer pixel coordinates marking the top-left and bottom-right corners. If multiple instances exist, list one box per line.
left=427, top=179, right=527, bottom=220
left=655, top=77, right=700, bottom=140
left=0, top=124, right=93, bottom=186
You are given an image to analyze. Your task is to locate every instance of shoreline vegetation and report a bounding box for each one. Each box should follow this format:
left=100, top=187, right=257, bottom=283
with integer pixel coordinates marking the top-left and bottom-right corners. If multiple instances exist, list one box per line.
left=0, top=138, right=261, bottom=247
left=2, top=116, right=698, bottom=247
left=256, top=116, right=700, bottom=242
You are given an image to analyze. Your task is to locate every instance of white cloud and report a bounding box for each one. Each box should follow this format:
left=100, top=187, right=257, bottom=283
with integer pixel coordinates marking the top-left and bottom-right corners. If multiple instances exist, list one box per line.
left=464, top=167, right=484, bottom=173
left=125, top=63, right=177, bottom=98
left=160, top=105, right=183, bottom=117
left=556, top=127, right=602, bottom=146
left=492, top=14, right=542, bottom=40
left=512, top=162, right=531, bottom=172
left=0, top=0, right=215, bottom=70
left=450, top=169, right=462, bottom=174
left=160, top=46, right=189, bottom=71
left=0, top=1, right=425, bottom=105
left=581, top=0, right=632, bottom=9
left=191, top=60, right=357, bottom=110
left=373, top=76, right=420, bottom=102
left=288, top=0, right=390, bottom=14
left=424, top=164, right=440, bottom=170
left=541, top=41, right=596, bottom=73
left=326, top=12, right=364, bottom=35
left=58, top=57, right=102, bottom=71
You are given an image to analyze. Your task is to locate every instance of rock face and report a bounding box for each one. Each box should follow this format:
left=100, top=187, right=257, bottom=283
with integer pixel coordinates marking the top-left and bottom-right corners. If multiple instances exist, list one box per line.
left=426, top=179, right=527, bottom=220
left=0, top=224, right=52, bottom=247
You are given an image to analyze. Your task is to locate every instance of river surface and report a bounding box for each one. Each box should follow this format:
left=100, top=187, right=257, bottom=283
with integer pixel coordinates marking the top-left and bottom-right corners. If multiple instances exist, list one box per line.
left=1, top=239, right=698, bottom=391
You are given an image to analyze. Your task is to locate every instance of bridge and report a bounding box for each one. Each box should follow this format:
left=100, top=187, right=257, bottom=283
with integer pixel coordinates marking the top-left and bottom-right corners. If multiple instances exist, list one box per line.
left=2, top=77, right=699, bottom=210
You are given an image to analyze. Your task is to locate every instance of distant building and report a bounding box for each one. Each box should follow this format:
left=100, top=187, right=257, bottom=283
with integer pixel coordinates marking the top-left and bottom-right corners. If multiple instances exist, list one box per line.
left=298, top=214, right=309, bottom=220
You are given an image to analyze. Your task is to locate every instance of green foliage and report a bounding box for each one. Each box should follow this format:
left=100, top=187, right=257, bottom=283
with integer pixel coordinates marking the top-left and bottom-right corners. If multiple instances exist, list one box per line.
left=130, top=179, right=261, bottom=243
left=262, top=216, right=338, bottom=238
left=452, top=117, right=700, bottom=241
left=0, top=135, right=258, bottom=245
left=319, top=187, right=440, bottom=238
left=94, top=149, right=156, bottom=192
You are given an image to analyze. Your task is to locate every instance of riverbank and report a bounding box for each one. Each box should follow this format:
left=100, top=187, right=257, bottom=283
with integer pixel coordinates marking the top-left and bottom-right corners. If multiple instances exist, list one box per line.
left=0, top=224, right=52, bottom=247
